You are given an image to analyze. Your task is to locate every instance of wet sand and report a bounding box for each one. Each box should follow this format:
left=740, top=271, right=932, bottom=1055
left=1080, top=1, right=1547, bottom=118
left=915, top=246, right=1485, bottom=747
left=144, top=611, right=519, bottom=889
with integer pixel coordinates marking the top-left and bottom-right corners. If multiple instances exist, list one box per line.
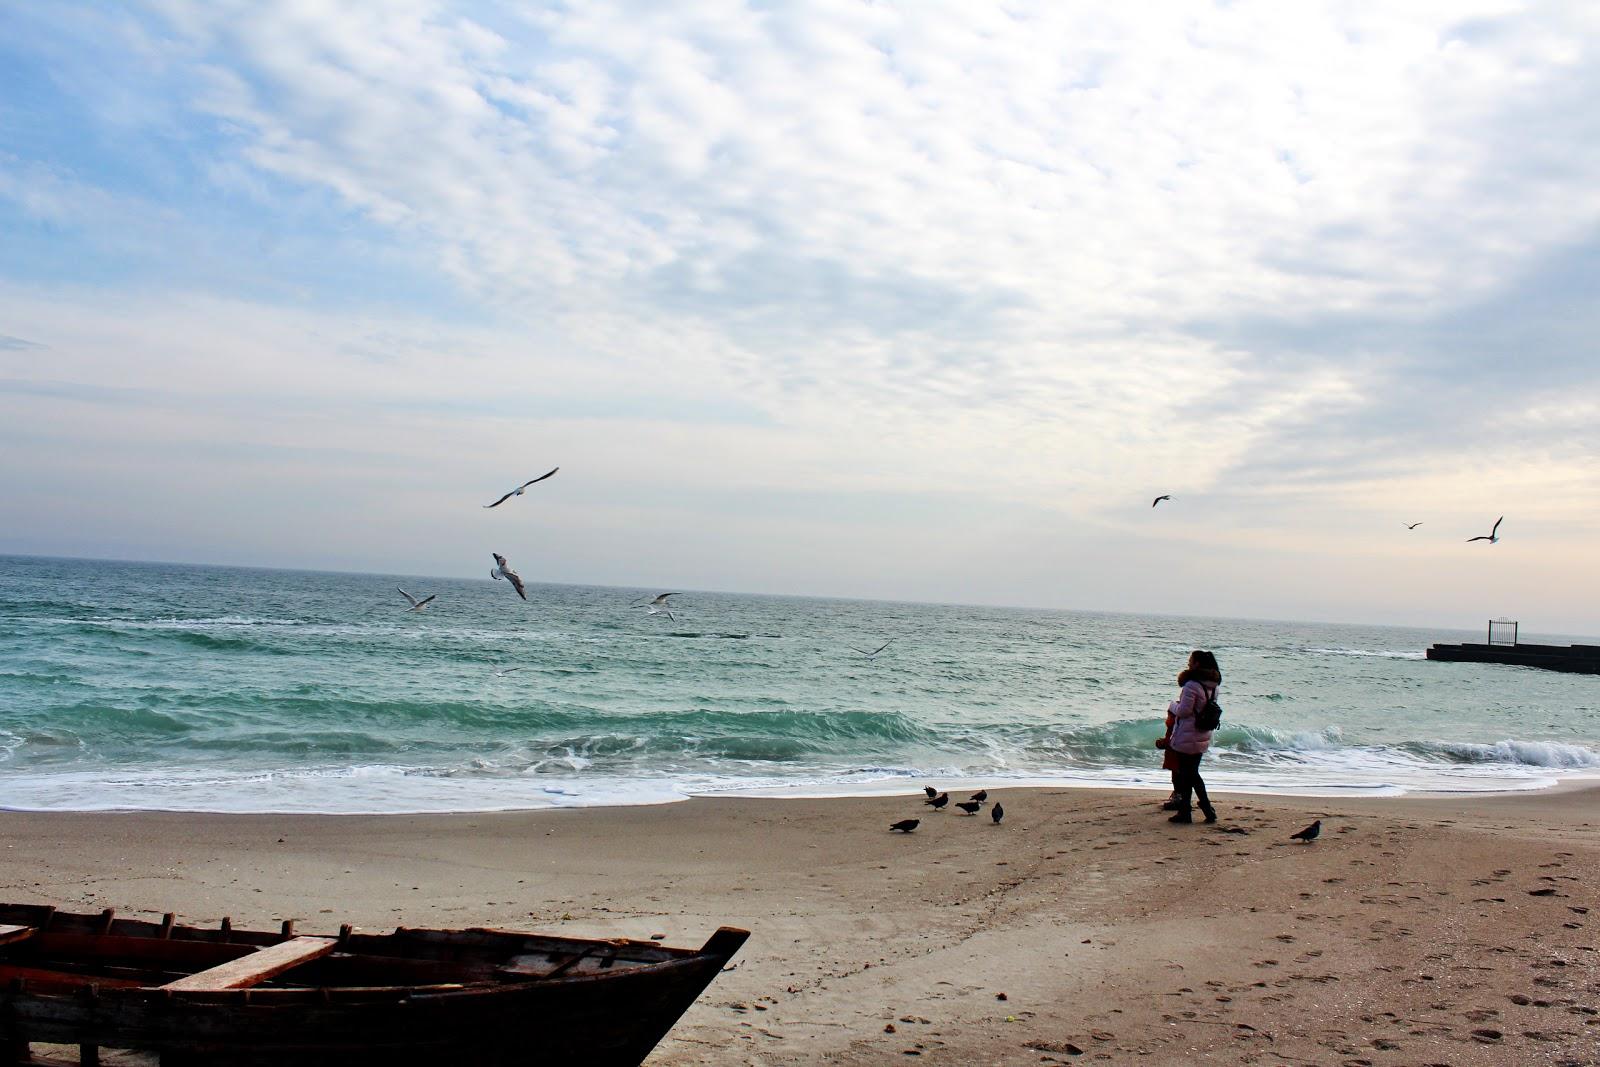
left=2, top=784, right=1597, bottom=1064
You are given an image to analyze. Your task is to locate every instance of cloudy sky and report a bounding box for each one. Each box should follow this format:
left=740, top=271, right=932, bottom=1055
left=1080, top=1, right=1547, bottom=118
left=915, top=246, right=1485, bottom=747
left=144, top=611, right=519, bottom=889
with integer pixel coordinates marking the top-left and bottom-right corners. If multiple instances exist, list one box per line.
left=2, top=1, right=1598, bottom=632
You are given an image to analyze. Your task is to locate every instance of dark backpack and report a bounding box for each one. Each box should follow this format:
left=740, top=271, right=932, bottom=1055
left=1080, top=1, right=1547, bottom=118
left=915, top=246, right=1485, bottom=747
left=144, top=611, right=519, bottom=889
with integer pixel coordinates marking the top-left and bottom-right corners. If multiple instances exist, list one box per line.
left=1194, top=685, right=1222, bottom=732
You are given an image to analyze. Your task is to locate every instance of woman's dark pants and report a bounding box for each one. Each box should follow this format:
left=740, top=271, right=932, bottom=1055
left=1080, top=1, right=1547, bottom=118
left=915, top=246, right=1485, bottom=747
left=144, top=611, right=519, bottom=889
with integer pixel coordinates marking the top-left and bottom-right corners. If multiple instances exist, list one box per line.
left=1172, top=751, right=1212, bottom=814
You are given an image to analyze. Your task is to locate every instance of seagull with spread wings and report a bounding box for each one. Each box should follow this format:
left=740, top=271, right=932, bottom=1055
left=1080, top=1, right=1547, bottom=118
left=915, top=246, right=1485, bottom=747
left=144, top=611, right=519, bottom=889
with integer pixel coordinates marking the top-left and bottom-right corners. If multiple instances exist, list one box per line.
left=1466, top=516, right=1504, bottom=544
left=483, top=468, right=559, bottom=508
left=851, top=638, right=895, bottom=658
left=636, top=592, right=680, bottom=621
left=397, top=587, right=436, bottom=613
left=1151, top=494, right=1171, bottom=508
left=1403, top=522, right=1423, bottom=530
left=490, top=553, right=528, bottom=600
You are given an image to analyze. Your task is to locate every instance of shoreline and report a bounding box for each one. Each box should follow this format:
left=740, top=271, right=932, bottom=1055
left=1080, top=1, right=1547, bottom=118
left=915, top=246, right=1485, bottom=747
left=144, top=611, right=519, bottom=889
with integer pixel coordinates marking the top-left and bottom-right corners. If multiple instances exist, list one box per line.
left=3, top=783, right=1598, bottom=1063
left=4, top=764, right=1598, bottom=818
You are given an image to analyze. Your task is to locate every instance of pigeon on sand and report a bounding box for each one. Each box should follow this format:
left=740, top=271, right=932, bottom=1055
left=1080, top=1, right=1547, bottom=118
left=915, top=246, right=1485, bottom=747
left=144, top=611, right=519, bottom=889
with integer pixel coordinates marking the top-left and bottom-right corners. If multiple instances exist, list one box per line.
left=991, top=802, right=1005, bottom=824
left=1289, top=820, right=1322, bottom=843
left=954, top=801, right=982, bottom=815
left=890, top=819, right=920, bottom=833
left=926, top=792, right=949, bottom=810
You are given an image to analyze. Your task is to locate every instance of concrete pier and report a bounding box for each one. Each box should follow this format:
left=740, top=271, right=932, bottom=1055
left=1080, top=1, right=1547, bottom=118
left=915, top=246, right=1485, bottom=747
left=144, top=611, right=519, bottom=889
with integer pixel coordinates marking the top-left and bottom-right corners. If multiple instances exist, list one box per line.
left=1426, top=641, right=1600, bottom=675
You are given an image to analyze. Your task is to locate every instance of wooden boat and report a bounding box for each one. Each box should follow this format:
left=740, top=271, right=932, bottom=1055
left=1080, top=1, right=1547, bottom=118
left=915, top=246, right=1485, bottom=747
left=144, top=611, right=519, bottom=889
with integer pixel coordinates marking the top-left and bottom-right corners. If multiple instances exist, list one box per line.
left=0, top=903, right=748, bottom=1066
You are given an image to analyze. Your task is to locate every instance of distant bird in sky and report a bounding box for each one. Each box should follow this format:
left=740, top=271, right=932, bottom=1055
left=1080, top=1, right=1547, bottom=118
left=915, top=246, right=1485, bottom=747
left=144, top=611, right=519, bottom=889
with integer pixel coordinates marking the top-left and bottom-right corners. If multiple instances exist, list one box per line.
left=638, top=592, right=680, bottom=622
left=968, top=790, right=988, bottom=803
left=483, top=468, right=559, bottom=508
left=923, top=786, right=938, bottom=799
left=991, top=802, right=1004, bottom=824
left=1289, top=819, right=1321, bottom=843
left=852, top=638, right=895, bottom=658
left=925, top=792, right=949, bottom=810
left=1466, top=516, right=1504, bottom=544
left=397, top=587, right=436, bottom=612
left=490, top=553, right=527, bottom=600
left=890, top=819, right=920, bottom=833
left=1403, top=522, right=1423, bottom=530
left=1151, top=495, right=1171, bottom=508
left=955, top=801, right=982, bottom=815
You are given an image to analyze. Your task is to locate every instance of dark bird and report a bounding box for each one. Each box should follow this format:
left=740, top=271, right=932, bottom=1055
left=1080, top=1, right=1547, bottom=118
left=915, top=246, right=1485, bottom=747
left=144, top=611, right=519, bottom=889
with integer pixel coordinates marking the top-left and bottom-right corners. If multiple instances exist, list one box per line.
left=1151, top=494, right=1171, bottom=508
left=968, top=789, right=987, bottom=803
left=890, top=819, right=920, bottom=833
left=1403, top=521, right=1423, bottom=530
left=990, top=802, right=1004, bottom=824
left=923, top=786, right=938, bottom=798
left=955, top=801, right=982, bottom=815
left=397, top=587, right=436, bottom=612
left=1289, top=819, right=1322, bottom=843
left=851, top=638, right=895, bottom=658
left=925, top=792, right=949, bottom=810
left=1466, top=516, right=1503, bottom=544
left=483, top=468, right=559, bottom=508
left=489, top=553, right=527, bottom=600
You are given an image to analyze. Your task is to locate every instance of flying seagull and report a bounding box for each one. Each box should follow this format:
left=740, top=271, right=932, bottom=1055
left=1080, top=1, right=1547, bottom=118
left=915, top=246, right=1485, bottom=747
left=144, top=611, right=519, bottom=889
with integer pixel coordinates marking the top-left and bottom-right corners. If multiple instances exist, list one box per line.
left=1466, top=516, right=1504, bottom=544
left=990, top=802, right=1004, bottom=824
left=1151, top=495, right=1171, bottom=508
left=490, top=553, right=527, bottom=600
left=483, top=467, right=559, bottom=509
left=397, top=587, right=436, bottom=613
left=494, top=666, right=525, bottom=676
left=852, top=638, right=895, bottom=658
left=890, top=819, right=920, bottom=833
left=1289, top=819, right=1321, bottom=843
left=1403, top=522, right=1423, bottom=530
left=638, top=592, right=680, bottom=622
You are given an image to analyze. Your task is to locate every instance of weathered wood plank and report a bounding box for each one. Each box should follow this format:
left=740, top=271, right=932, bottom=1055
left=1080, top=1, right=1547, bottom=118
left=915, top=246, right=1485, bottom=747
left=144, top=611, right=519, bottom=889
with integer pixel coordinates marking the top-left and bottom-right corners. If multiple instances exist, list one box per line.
left=160, top=937, right=335, bottom=992
left=0, top=925, right=35, bottom=947
left=29, top=934, right=251, bottom=969
left=0, top=964, right=145, bottom=991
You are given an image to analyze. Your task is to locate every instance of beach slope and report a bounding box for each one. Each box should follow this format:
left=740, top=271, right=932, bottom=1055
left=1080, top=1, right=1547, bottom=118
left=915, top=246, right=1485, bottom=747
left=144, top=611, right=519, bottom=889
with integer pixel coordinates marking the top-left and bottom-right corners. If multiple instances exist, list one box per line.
left=2, top=786, right=1596, bottom=1064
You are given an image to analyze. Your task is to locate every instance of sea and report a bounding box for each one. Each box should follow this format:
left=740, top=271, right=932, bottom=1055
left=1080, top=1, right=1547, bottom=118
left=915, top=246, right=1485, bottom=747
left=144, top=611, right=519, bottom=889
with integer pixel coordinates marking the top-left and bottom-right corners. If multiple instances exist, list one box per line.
left=1, top=555, right=1597, bottom=814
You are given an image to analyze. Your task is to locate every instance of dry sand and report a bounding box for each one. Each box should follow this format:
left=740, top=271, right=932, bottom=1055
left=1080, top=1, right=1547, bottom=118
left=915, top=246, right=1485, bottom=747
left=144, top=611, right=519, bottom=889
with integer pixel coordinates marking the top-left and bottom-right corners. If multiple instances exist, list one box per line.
left=2, top=784, right=1597, bottom=1065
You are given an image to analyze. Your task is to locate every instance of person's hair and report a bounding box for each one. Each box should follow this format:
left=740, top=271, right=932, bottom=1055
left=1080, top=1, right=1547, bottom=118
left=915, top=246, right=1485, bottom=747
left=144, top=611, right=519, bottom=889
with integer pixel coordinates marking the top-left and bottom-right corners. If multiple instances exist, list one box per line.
left=1179, top=649, right=1222, bottom=686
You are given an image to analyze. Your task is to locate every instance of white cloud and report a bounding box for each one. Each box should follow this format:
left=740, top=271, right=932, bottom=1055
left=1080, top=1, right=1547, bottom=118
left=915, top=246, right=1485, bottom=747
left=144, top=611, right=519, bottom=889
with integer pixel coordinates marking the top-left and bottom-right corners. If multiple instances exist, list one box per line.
left=4, top=1, right=1600, bottom=626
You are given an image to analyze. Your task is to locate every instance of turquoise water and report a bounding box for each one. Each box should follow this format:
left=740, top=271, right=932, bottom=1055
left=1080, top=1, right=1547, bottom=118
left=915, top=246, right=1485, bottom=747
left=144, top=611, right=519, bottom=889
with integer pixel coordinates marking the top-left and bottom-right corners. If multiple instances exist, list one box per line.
left=1, top=554, right=1596, bottom=813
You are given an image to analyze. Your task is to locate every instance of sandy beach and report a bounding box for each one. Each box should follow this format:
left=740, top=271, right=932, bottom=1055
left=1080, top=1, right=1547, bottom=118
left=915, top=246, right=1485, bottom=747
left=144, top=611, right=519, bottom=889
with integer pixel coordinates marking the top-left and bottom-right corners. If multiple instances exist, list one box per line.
left=2, top=784, right=1597, bottom=1065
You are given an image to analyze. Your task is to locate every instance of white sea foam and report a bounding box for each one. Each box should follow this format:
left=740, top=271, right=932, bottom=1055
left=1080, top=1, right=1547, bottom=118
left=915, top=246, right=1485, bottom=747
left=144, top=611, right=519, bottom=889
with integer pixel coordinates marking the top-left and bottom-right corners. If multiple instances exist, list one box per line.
left=2, top=736, right=1596, bottom=814
left=1425, top=738, right=1600, bottom=768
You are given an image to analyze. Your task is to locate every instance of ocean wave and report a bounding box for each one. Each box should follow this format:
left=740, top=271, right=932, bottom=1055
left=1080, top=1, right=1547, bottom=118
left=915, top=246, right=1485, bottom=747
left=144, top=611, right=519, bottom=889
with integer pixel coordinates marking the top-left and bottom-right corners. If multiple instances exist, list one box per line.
left=1307, top=647, right=1426, bottom=660
left=1405, top=738, right=1600, bottom=768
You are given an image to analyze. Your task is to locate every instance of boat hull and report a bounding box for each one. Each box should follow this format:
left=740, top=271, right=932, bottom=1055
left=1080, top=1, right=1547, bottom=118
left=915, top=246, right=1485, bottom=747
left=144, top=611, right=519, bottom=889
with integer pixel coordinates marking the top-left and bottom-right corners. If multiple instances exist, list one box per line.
left=0, top=906, right=748, bottom=1066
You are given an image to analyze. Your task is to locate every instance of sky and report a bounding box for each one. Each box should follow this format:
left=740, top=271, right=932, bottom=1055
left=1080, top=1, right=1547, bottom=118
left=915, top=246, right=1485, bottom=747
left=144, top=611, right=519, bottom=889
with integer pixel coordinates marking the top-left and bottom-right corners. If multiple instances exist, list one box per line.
left=2, top=1, right=1598, bottom=634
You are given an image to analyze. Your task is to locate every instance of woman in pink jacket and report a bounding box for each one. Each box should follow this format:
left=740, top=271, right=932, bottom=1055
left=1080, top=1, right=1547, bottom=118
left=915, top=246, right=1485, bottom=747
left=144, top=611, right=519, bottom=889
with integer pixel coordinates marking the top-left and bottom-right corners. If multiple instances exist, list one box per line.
left=1156, top=650, right=1221, bottom=824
